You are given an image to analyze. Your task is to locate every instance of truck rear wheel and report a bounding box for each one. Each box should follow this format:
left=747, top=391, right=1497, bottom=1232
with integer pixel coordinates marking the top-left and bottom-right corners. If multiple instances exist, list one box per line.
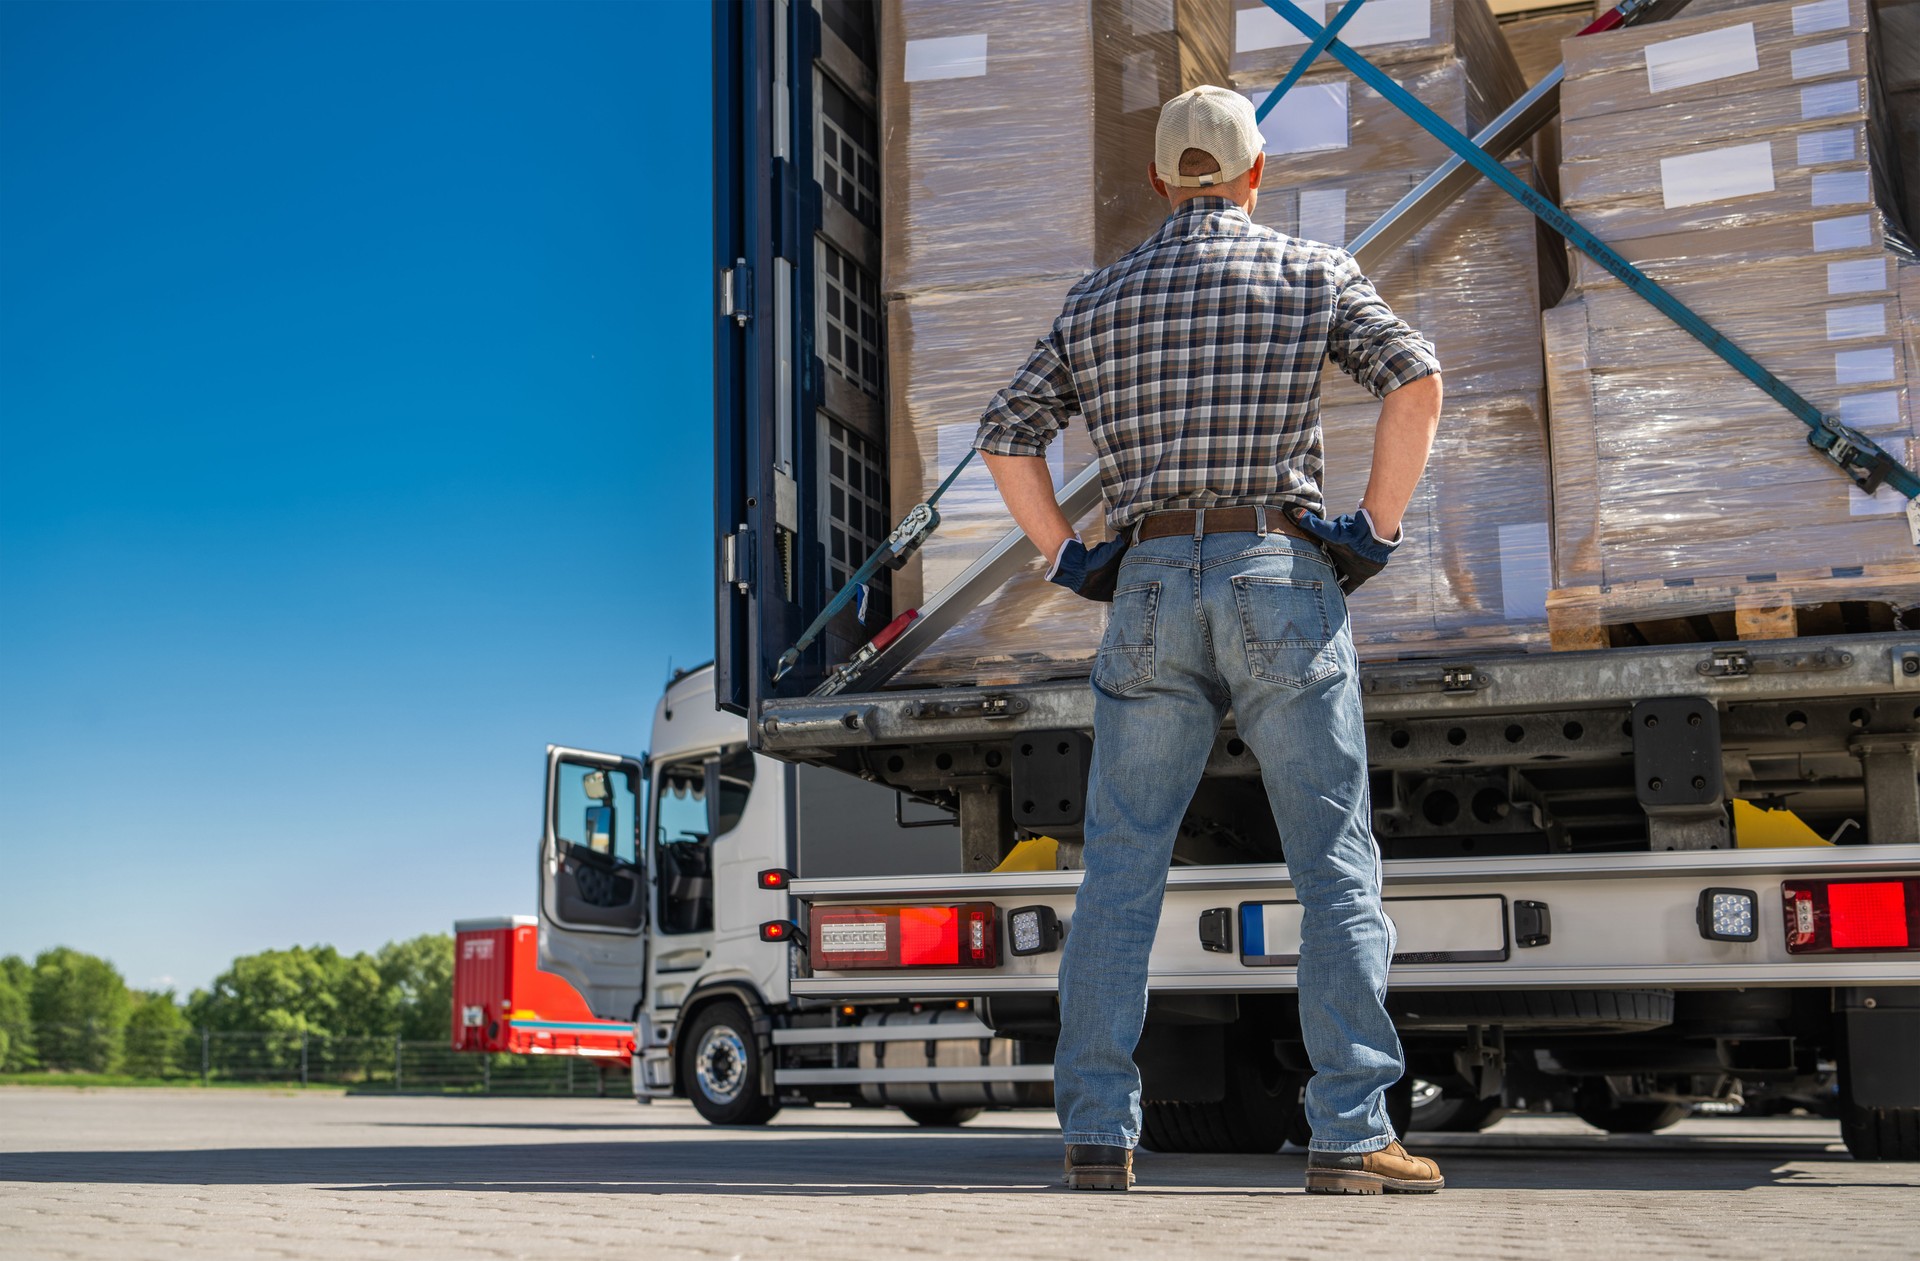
left=682, top=1000, right=779, bottom=1127
left=899, top=1105, right=982, bottom=1127
left=1139, top=1028, right=1307, bottom=1154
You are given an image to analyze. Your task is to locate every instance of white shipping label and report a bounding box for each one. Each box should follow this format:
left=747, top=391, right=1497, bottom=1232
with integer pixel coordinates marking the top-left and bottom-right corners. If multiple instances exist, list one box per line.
left=1340, top=0, right=1432, bottom=48
left=1251, top=81, right=1350, bottom=154
left=1834, top=346, right=1897, bottom=384
left=1801, top=80, right=1861, bottom=119
left=1797, top=128, right=1856, bottom=166
left=1838, top=389, right=1902, bottom=429
left=1644, top=24, right=1758, bottom=94
left=1298, top=187, right=1348, bottom=245
left=1850, top=483, right=1908, bottom=516
left=1812, top=214, right=1872, bottom=251
left=1659, top=141, right=1774, bottom=209
left=1811, top=169, right=1871, bottom=206
left=1497, top=522, right=1552, bottom=621
left=1237, top=2, right=1319, bottom=52
left=1791, top=0, right=1851, bottom=36
left=1790, top=39, right=1851, bottom=80
left=904, top=34, right=988, bottom=82
left=1826, top=303, right=1887, bottom=340
left=1828, top=257, right=1889, bottom=293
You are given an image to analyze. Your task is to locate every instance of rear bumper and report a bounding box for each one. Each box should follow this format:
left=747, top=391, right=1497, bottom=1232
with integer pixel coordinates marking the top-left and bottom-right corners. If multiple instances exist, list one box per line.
left=788, top=844, right=1920, bottom=997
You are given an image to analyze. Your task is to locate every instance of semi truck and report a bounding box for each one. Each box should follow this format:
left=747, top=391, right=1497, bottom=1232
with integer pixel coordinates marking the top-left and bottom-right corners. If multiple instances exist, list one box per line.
left=707, top=0, right=1920, bottom=1159
left=465, top=664, right=1052, bottom=1126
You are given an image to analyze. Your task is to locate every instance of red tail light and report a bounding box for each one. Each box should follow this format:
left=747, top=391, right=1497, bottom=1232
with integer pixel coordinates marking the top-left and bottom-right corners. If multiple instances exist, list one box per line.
left=809, top=903, right=998, bottom=971
left=1783, top=879, right=1919, bottom=953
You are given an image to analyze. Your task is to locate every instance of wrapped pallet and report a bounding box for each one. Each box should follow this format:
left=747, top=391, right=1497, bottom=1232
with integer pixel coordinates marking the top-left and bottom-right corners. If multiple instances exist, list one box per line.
left=1254, top=160, right=1555, bottom=654
left=880, top=0, right=1234, bottom=296
left=1239, top=0, right=1552, bottom=658
left=880, top=0, right=1232, bottom=685
left=1543, top=0, right=1920, bottom=643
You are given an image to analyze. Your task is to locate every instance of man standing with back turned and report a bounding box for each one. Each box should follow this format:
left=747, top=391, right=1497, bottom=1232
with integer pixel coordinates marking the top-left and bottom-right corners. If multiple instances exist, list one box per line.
left=974, top=86, right=1446, bottom=1195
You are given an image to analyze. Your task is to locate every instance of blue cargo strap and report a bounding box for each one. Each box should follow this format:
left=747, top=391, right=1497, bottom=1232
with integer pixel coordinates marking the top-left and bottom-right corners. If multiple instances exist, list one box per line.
left=1256, top=0, right=1920, bottom=508
left=770, top=450, right=975, bottom=684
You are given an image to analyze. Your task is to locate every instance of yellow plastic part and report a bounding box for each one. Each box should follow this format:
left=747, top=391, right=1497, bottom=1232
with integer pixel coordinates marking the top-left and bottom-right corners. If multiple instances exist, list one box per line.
left=992, top=837, right=1061, bottom=872
left=1733, top=799, right=1832, bottom=849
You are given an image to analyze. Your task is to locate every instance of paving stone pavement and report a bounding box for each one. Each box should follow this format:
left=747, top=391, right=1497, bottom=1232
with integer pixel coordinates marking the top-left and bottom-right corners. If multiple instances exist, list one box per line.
left=0, top=1088, right=1914, bottom=1260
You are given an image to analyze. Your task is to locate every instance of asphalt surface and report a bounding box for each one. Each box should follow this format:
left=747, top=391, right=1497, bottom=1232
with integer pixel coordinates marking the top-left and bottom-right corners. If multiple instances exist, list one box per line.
left=1, top=1089, right=1914, bottom=1259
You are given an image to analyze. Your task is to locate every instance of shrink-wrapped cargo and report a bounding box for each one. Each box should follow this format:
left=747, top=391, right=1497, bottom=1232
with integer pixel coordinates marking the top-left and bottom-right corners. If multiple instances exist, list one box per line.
left=877, top=0, right=1232, bottom=684
left=1254, top=160, right=1553, bottom=395
left=1322, top=390, right=1554, bottom=656
left=884, top=277, right=1116, bottom=686
left=1229, top=0, right=1519, bottom=76
left=879, top=0, right=1233, bottom=296
left=1230, top=0, right=1525, bottom=183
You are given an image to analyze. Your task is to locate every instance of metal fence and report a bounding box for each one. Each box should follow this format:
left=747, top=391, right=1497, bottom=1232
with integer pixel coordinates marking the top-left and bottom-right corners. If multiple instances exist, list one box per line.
left=14, top=1024, right=633, bottom=1096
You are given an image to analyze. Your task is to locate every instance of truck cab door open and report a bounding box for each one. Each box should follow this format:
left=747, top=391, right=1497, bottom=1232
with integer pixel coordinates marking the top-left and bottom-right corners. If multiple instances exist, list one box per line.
left=539, top=745, right=648, bottom=1021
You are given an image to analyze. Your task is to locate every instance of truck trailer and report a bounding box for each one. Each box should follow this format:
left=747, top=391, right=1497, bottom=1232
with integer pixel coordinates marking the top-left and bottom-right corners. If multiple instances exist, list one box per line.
left=708, top=0, right=1920, bottom=1159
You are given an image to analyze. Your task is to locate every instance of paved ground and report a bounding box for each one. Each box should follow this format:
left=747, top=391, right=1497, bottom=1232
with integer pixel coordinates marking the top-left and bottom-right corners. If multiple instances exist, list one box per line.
left=0, top=1089, right=1914, bottom=1260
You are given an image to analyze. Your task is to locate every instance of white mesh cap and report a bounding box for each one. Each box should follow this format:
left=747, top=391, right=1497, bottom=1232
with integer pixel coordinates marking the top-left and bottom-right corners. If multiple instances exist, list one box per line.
left=1154, top=85, right=1264, bottom=189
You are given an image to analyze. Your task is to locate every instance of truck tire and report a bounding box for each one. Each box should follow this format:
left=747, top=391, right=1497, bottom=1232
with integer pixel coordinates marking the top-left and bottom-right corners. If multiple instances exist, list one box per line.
left=1840, top=1107, right=1920, bottom=1160
left=1139, top=1030, right=1307, bottom=1154
left=1837, top=988, right=1920, bottom=1160
left=1573, top=1083, right=1687, bottom=1134
left=899, top=1106, right=982, bottom=1127
left=682, top=1000, right=779, bottom=1127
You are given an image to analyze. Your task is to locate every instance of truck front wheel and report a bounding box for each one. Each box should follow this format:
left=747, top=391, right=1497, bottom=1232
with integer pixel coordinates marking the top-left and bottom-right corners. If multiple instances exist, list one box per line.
left=682, top=1000, right=779, bottom=1127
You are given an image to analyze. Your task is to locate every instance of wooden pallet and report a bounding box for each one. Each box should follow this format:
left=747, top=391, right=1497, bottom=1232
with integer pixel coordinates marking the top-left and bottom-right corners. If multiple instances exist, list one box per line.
left=1546, top=561, right=1920, bottom=651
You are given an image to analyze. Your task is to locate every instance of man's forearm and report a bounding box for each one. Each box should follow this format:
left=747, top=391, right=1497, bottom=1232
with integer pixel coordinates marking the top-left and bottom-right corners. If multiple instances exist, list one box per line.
left=1359, top=373, right=1442, bottom=539
left=982, top=452, right=1076, bottom=561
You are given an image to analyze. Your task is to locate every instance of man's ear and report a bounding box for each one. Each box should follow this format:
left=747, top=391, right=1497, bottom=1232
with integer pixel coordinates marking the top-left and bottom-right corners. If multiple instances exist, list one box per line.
left=1148, top=160, right=1168, bottom=200
left=1247, top=152, right=1265, bottom=191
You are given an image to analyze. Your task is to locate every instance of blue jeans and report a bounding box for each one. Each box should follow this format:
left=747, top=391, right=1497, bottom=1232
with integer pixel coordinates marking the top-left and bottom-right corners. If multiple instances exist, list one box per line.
left=1055, top=527, right=1403, bottom=1154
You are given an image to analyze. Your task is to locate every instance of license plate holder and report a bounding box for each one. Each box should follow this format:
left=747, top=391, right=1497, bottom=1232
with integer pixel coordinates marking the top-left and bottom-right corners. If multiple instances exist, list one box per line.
left=1239, top=895, right=1510, bottom=966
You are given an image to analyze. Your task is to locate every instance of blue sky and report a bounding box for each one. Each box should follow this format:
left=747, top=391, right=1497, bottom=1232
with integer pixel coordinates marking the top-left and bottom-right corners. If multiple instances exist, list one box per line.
left=0, top=0, right=715, bottom=993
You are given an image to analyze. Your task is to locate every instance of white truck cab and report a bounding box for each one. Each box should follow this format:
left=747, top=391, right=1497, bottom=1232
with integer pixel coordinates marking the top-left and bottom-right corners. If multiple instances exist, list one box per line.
left=535, top=663, right=1049, bottom=1125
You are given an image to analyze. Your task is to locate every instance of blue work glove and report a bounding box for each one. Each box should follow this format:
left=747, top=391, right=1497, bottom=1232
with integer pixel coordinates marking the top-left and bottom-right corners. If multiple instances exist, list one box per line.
left=1290, top=506, right=1402, bottom=594
left=1047, top=537, right=1131, bottom=602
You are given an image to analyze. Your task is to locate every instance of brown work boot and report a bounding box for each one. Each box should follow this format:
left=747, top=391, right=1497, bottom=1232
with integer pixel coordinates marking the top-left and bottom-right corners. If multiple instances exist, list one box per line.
left=1305, top=1141, right=1444, bottom=1194
left=1063, top=1143, right=1135, bottom=1191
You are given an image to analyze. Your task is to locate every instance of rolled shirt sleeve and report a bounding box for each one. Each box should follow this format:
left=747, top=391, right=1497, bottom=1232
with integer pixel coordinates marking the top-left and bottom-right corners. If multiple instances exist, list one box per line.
left=1326, top=252, right=1442, bottom=399
left=974, top=324, right=1078, bottom=457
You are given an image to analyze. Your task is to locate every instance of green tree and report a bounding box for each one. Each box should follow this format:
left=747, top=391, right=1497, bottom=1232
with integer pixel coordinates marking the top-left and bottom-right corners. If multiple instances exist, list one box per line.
left=187, top=944, right=391, bottom=1037
left=123, top=990, right=192, bottom=1078
left=378, top=934, right=454, bottom=1042
left=28, top=948, right=132, bottom=1072
left=0, top=965, right=31, bottom=1071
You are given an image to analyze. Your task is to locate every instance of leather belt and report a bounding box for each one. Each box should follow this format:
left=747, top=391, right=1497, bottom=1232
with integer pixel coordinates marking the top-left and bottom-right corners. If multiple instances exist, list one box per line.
left=1132, top=505, right=1315, bottom=544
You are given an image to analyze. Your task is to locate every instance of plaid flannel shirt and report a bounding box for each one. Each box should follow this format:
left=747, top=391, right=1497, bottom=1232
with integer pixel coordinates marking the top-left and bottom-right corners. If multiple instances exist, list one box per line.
left=973, top=197, right=1440, bottom=532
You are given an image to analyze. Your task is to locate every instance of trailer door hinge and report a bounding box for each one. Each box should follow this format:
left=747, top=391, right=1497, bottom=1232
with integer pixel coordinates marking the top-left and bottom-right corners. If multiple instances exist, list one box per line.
left=723, top=524, right=752, bottom=593
left=721, top=259, right=752, bottom=326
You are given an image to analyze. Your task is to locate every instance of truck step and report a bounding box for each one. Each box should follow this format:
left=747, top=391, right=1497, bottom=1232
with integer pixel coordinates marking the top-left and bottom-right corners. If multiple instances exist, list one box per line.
left=1544, top=560, right=1920, bottom=652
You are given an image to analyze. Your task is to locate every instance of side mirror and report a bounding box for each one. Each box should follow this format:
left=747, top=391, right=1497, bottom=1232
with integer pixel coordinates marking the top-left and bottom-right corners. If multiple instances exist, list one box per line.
left=584, top=804, right=614, bottom=853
